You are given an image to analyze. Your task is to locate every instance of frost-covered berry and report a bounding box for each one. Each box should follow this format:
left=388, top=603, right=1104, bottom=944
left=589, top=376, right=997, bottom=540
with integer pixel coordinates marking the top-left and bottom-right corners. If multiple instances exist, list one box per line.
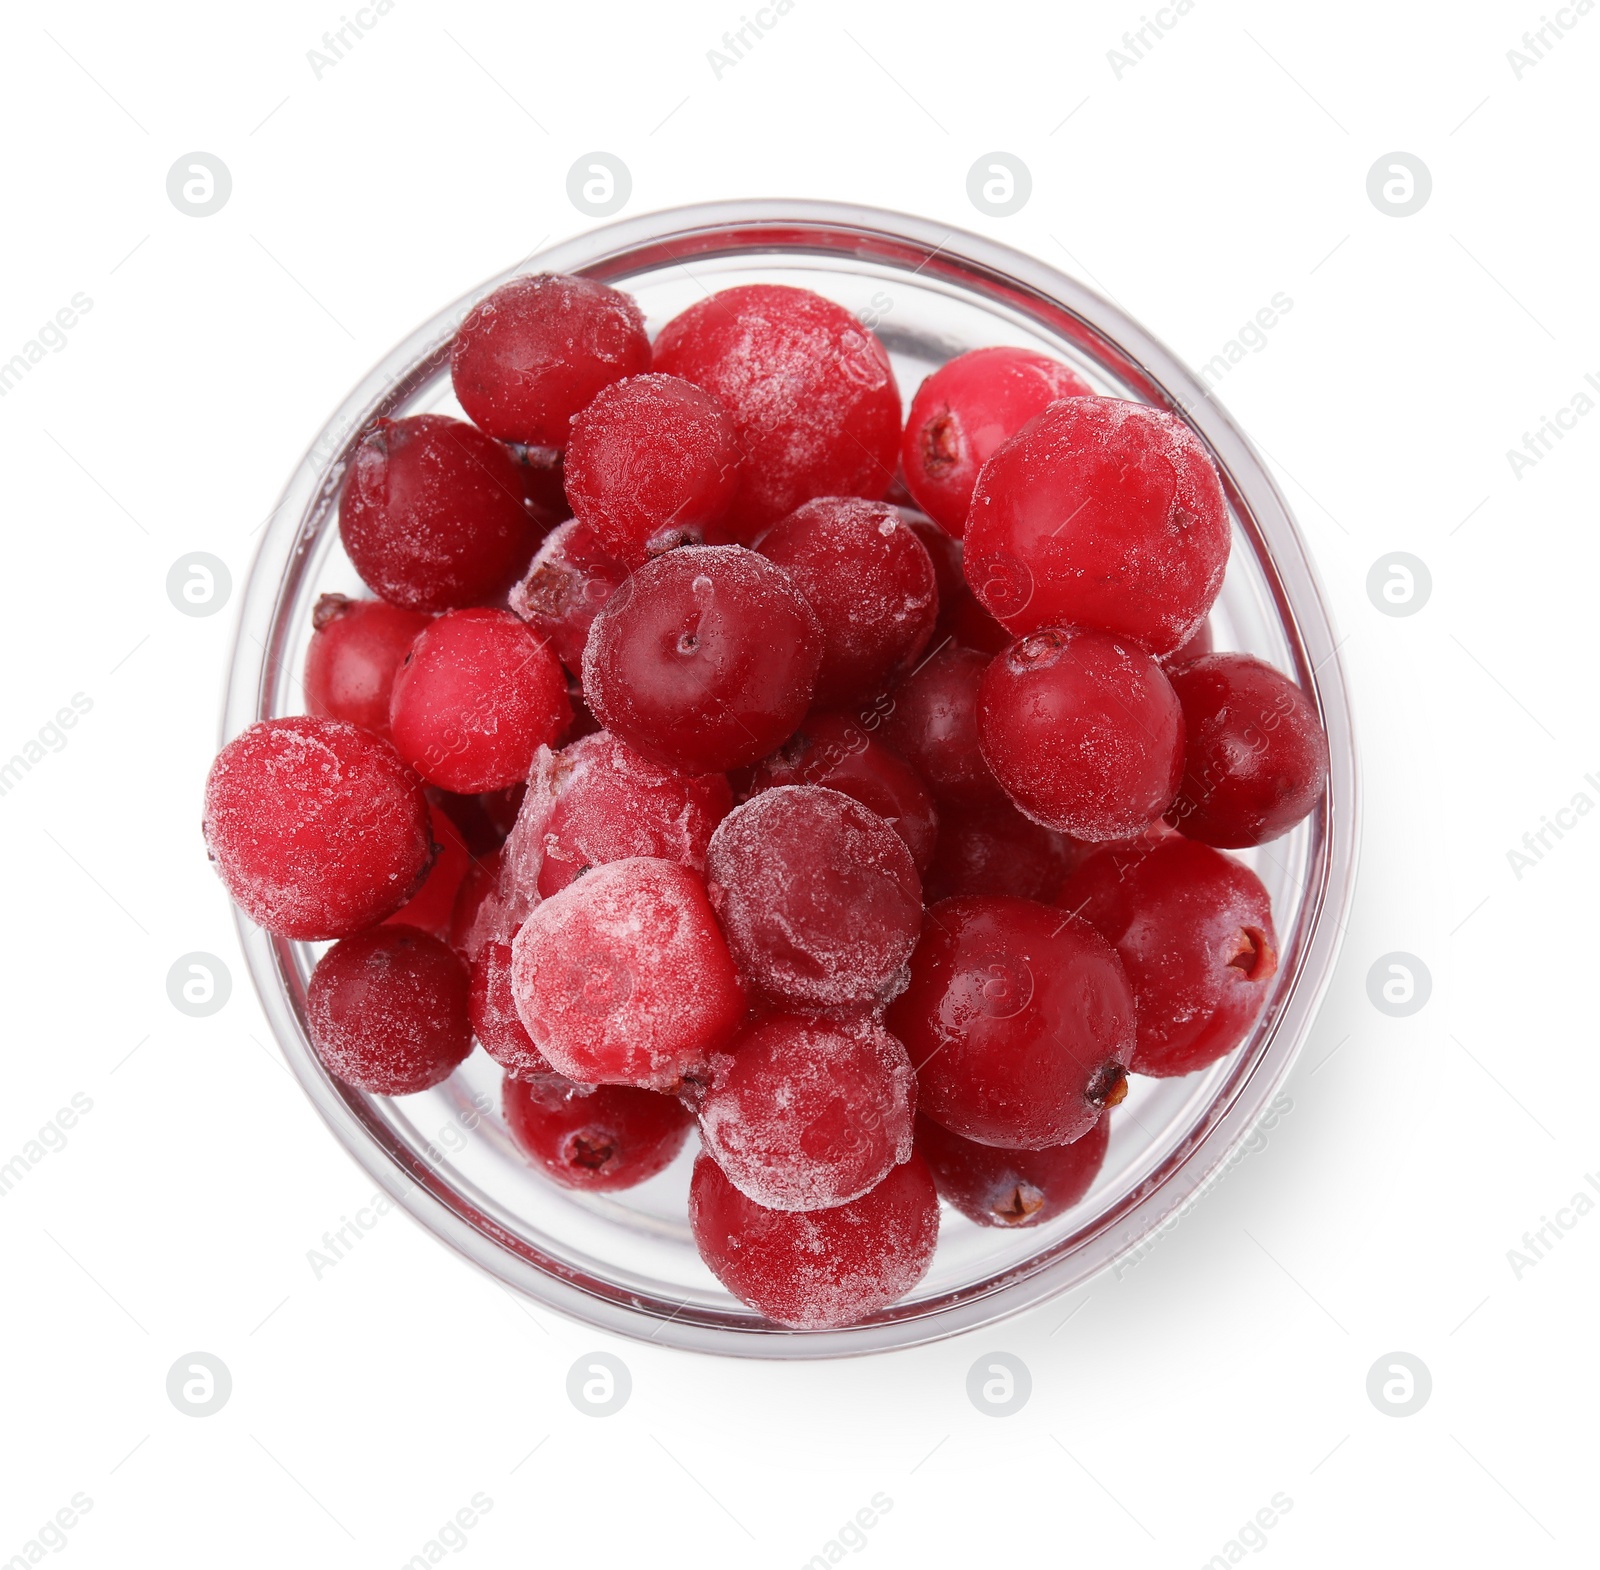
left=509, top=857, right=744, bottom=1089
left=688, top=1150, right=940, bottom=1328
left=706, top=787, right=922, bottom=1013
left=653, top=284, right=901, bottom=535
left=695, top=1013, right=916, bottom=1211
left=450, top=273, right=651, bottom=447
left=469, top=935, right=555, bottom=1080
left=504, top=1073, right=692, bottom=1192
left=203, top=717, right=433, bottom=941
left=509, top=518, right=629, bottom=678
left=306, top=925, right=472, bottom=1095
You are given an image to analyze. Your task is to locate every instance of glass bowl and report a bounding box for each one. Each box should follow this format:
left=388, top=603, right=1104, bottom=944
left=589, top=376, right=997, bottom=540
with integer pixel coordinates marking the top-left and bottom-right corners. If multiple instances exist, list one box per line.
left=225, top=200, right=1357, bottom=1358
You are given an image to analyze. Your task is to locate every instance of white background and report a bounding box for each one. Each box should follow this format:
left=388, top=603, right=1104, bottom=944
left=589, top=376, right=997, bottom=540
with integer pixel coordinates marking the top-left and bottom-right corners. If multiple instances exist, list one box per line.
left=1, top=0, right=1594, bottom=1564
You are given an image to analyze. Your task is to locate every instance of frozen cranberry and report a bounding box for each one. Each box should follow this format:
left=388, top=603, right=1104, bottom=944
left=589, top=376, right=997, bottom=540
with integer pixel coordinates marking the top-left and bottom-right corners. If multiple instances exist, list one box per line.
left=915, top=1112, right=1109, bottom=1228
left=384, top=800, right=471, bottom=939
left=965, top=397, right=1229, bottom=655
left=695, top=1014, right=916, bottom=1211
left=306, top=925, right=472, bottom=1095
left=706, top=787, right=922, bottom=1013
left=906, top=513, right=963, bottom=619
left=468, top=936, right=554, bottom=1079
left=533, top=730, right=732, bottom=897
left=744, top=712, right=938, bottom=873
left=653, top=284, right=901, bottom=535
left=1061, top=834, right=1277, bottom=1077
left=756, top=498, right=937, bottom=707
left=688, top=1150, right=939, bottom=1328
left=924, top=797, right=1077, bottom=905
left=978, top=628, right=1184, bottom=841
left=203, top=717, right=432, bottom=941
left=508, top=443, right=570, bottom=530
left=505, top=1074, right=692, bottom=1191
left=304, top=595, right=430, bottom=739
left=583, top=545, right=822, bottom=774
left=388, top=608, right=570, bottom=794
left=509, top=518, right=628, bottom=678
left=879, top=643, right=1003, bottom=808
left=448, top=845, right=504, bottom=959
left=901, top=347, right=1093, bottom=535
left=1164, top=654, right=1329, bottom=847
left=509, top=857, right=743, bottom=1090
left=887, top=896, right=1133, bottom=1149
left=450, top=273, right=651, bottom=447
left=338, top=414, right=540, bottom=614
left=565, top=374, right=743, bottom=564
left=1164, top=618, right=1214, bottom=666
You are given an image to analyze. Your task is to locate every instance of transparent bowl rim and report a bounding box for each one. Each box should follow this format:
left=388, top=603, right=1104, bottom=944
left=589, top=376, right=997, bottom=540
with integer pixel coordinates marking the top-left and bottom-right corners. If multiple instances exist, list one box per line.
left=224, top=198, right=1359, bottom=1359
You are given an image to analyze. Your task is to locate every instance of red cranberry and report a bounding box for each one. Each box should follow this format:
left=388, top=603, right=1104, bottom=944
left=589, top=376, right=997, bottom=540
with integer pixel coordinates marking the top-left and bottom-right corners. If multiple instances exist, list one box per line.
left=388, top=608, right=570, bottom=793
left=1062, top=834, right=1278, bottom=1077
left=583, top=545, right=822, bottom=774
left=744, top=712, right=938, bottom=873
left=879, top=643, right=1003, bottom=808
left=886, top=895, right=1134, bottom=1149
left=450, top=273, right=651, bottom=447
left=1164, top=653, right=1329, bottom=847
left=964, top=397, right=1229, bottom=655
left=706, top=787, right=922, bottom=1013
left=304, top=595, right=430, bottom=739
left=532, top=730, right=732, bottom=897
left=384, top=800, right=471, bottom=939
left=565, top=373, right=743, bottom=564
left=653, top=284, right=901, bottom=535
left=504, top=1074, right=691, bottom=1192
left=756, top=497, right=937, bottom=707
left=901, top=347, right=1093, bottom=535
left=978, top=627, right=1184, bottom=840
left=306, top=925, right=472, bottom=1095
left=688, top=1150, right=939, bottom=1328
left=203, top=717, right=432, bottom=941
left=469, top=936, right=554, bottom=1079
left=924, top=797, right=1078, bottom=904
left=338, top=415, right=540, bottom=613
left=915, top=1112, right=1109, bottom=1227
left=509, top=518, right=628, bottom=678
left=448, top=845, right=505, bottom=960
left=695, top=1014, right=916, bottom=1211
left=508, top=857, right=744, bottom=1089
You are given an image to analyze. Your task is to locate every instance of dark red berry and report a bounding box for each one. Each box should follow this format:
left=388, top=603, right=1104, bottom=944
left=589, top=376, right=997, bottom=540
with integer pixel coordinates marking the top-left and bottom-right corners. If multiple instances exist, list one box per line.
left=306, top=925, right=472, bottom=1095
left=450, top=273, right=651, bottom=447
left=915, top=1111, right=1109, bottom=1227
left=964, top=397, right=1229, bottom=655
left=304, top=595, right=431, bottom=739
left=507, top=443, right=570, bottom=531
left=706, top=786, right=922, bottom=1013
left=886, top=896, right=1134, bottom=1149
left=565, top=373, right=743, bottom=564
left=756, top=497, right=937, bottom=707
left=384, top=799, right=471, bottom=939
left=744, top=712, right=938, bottom=873
left=469, top=935, right=554, bottom=1079
left=388, top=608, right=571, bottom=794
left=1164, top=653, right=1329, bottom=847
left=531, top=730, right=732, bottom=898
left=338, top=414, right=540, bottom=613
left=508, top=857, right=744, bottom=1089
left=901, top=347, right=1093, bottom=536
left=583, top=545, right=823, bottom=774
left=203, top=717, right=432, bottom=941
left=653, top=284, right=901, bottom=536
left=923, top=797, right=1078, bottom=905
left=977, top=627, right=1184, bottom=841
left=688, top=1149, right=939, bottom=1328
left=1061, top=834, right=1278, bottom=1077
left=509, top=518, right=628, bottom=678
left=504, top=1073, right=691, bottom=1191
left=879, top=642, right=1003, bottom=808
left=695, top=1013, right=916, bottom=1211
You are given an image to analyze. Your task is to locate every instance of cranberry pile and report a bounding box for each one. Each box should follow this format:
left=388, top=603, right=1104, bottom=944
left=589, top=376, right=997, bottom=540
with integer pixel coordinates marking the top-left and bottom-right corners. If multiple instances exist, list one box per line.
left=204, top=272, right=1330, bottom=1330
